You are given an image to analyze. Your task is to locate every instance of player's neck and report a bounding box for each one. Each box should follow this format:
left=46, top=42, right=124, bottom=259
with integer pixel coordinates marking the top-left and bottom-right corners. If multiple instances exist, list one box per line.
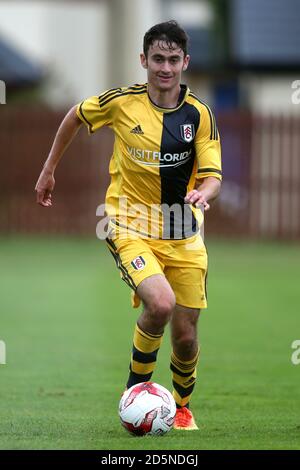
left=148, top=84, right=181, bottom=109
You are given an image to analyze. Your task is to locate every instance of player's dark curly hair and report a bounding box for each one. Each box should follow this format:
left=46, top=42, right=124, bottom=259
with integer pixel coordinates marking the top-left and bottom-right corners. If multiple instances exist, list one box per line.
left=143, top=20, right=189, bottom=57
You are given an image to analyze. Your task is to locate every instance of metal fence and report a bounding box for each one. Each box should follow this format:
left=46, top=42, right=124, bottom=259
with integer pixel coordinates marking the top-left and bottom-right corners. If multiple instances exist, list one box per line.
left=0, top=107, right=112, bottom=235
left=1, top=107, right=299, bottom=239
left=250, top=114, right=300, bottom=240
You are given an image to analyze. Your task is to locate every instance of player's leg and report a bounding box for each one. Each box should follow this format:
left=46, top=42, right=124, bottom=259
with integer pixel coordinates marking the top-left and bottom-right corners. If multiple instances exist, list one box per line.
left=105, top=234, right=176, bottom=389
left=136, top=274, right=176, bottom=335
left=170, top=305, right=200, bottom=407
left=169, top=305, right=201, bottom=430
left=164, top=263, right=207, bottom=430
left=126, top=273, right=176, bottom=389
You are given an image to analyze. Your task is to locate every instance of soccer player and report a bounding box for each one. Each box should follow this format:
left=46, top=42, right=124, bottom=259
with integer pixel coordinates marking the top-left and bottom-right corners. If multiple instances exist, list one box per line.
left=35, top=20, right=222, bottom=430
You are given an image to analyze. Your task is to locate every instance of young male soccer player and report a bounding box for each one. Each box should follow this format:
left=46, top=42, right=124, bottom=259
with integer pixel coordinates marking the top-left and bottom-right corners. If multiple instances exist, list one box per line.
left=35, top=21, right=222, bottom=430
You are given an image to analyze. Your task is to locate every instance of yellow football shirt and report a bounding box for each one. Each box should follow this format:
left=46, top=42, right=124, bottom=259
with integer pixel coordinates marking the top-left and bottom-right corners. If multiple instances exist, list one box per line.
left=76, top=83, right=222, bottom=239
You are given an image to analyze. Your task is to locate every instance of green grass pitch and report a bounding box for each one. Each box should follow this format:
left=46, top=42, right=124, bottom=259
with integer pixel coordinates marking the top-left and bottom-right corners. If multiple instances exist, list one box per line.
left=0, top=236, right=299, bottom=450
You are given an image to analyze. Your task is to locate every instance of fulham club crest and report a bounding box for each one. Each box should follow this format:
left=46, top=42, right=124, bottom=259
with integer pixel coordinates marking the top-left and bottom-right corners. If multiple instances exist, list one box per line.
left=180, top=124, right=195, bottom=143
left=131, top=256, right=146, bottom=270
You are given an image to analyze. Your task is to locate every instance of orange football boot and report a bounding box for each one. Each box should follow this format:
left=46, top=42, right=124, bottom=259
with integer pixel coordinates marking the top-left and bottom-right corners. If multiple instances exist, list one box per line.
left=173, top=407, right=199, bottom=430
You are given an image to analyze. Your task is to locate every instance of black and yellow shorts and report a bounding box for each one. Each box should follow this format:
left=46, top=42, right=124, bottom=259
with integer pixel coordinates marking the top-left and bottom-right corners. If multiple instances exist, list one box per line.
left=106, top=228, right=208, bottom=310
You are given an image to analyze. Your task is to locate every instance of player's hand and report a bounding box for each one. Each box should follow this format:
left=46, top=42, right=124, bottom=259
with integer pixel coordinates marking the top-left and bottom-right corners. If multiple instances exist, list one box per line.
left=184, top=189, right=210, bottom=211
left=35, top=169, right=55, bottom=207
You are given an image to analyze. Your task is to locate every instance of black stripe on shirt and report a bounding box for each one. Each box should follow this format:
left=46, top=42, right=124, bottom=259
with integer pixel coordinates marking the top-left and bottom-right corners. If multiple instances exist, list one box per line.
left=79, top=102, right=93, bottom=132
left=189, top=93, right=218, bottom=141
left=160, top=102, right=200, bottom=239
left=99, top=85, right=147, bottom=106
left=98, top=87, right=123, bottom=104
left=197, top=168, right=222, bottom=176
left=100, top=90, right=147, bottom=108
left=99, top=85, right=147, bottom=103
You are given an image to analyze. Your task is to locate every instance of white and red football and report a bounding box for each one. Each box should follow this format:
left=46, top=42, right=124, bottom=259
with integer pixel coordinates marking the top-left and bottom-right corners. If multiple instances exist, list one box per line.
left=119, top=381, right=176, bottom=436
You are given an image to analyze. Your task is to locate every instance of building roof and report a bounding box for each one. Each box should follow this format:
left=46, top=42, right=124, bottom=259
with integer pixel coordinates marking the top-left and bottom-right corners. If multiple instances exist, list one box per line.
left=230, top=0, right=300, bottom=67
left=0, top=36, right=43, bottom=86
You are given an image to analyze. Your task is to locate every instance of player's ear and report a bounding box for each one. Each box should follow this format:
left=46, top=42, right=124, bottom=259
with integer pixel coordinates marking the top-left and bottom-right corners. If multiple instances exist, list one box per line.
left=140, top=53, right=148, bottom=69
left=182, top=54, right=190, bottom=72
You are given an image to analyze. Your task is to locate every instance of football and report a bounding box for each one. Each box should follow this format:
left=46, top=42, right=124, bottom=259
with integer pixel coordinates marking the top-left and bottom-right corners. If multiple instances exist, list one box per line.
left=119, top=381, right=176, bottom=436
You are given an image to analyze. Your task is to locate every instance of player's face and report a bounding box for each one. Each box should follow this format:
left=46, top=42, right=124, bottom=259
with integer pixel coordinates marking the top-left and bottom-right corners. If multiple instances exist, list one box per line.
left=140, top=40, right=190, bottom=92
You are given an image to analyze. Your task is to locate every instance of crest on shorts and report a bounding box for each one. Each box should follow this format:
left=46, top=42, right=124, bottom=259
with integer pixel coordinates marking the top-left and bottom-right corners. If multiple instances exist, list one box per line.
left=131, top=256, right=146, bottom=270
left=180, top=124, right=195, bottom=143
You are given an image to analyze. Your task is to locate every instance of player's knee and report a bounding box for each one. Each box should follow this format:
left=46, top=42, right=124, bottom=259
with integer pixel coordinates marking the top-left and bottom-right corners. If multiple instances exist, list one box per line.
left=147, top=294, right=176, bottom=328
left=173, top=332, right=197, bottom=356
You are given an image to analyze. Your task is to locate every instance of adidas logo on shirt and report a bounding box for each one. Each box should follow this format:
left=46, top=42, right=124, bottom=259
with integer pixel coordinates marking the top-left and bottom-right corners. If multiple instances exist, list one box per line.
left=130, top=124, right=144, bottom=135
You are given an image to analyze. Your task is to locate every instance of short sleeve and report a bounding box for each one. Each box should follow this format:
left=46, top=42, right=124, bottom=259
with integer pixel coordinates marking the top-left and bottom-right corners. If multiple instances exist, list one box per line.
left=194, top=104, right=222, bottom=181
left=76, top=93, right=115, bottom=134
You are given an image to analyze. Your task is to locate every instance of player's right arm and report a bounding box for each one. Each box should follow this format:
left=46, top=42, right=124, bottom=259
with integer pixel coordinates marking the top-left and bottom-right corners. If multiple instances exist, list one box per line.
left=35, top=90, right=119, bottom=207
left=35, top=105, right=83, bottom=207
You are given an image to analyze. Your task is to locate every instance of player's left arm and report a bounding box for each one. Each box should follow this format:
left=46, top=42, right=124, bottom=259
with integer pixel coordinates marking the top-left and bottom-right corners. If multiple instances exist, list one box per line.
left=184, top=176, right=221, bottom=211
left=185, top=103, right=222, bottom=211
